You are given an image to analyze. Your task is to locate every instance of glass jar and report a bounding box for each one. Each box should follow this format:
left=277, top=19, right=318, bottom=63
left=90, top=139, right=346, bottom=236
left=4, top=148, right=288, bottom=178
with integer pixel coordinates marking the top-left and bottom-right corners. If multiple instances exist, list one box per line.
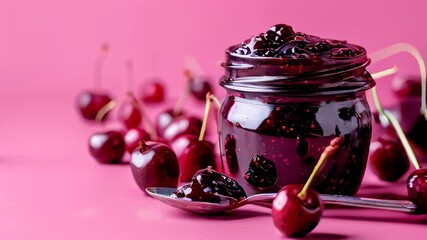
left=219, top=38, right=375, bottom=196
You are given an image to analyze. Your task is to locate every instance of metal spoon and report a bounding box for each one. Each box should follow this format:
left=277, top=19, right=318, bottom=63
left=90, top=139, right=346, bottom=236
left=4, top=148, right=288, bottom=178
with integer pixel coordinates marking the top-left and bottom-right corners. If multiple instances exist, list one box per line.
left=146, top=187, right=419, bottom=214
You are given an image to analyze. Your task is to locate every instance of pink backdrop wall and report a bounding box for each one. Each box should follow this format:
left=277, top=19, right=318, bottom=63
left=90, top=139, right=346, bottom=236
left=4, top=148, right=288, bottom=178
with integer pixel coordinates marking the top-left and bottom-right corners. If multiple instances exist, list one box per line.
left=1, top=0, right=426, bottom=156
left=1, top=0, right=426, bottom=97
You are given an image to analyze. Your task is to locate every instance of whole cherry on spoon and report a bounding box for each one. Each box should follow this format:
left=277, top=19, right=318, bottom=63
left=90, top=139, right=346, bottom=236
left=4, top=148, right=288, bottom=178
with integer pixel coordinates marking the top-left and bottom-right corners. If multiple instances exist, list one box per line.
left=76, top=44, right=116, bottom=122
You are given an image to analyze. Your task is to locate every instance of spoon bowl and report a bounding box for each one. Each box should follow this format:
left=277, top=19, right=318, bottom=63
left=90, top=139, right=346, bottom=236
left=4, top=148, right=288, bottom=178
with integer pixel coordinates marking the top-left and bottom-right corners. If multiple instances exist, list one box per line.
left=146, top=187, right=419, bottom=214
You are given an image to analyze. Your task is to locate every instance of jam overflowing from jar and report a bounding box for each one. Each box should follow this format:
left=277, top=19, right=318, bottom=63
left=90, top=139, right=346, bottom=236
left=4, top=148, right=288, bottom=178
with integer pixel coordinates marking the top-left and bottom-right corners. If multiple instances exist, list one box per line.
left=219, top=24, right=375, bottom=196
left=171, top=167, right=247, bottom=203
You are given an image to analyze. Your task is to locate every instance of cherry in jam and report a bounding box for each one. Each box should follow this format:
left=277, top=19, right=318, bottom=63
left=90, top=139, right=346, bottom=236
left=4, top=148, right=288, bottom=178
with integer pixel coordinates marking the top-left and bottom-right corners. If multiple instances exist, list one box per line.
left=244, top=155, right=278, bottom=190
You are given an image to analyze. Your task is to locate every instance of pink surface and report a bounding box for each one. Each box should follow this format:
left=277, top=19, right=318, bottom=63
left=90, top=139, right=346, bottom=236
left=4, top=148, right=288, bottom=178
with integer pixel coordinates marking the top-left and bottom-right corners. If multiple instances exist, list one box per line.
left=2, top=0, right=427, bottom=239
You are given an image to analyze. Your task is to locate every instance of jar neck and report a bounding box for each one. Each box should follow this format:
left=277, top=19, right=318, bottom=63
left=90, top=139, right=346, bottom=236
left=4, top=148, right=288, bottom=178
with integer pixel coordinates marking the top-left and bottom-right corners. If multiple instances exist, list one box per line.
left=221, top=51, right=375, bottom=95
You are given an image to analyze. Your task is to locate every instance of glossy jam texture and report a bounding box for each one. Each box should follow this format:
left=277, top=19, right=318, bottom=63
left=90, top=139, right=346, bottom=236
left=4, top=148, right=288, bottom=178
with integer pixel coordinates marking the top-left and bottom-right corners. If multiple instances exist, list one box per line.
left=231, top=24, right=363, bottom=59
left=219, top=95, right=372, bottom=196
left=171, top=168, right=247, bottom=203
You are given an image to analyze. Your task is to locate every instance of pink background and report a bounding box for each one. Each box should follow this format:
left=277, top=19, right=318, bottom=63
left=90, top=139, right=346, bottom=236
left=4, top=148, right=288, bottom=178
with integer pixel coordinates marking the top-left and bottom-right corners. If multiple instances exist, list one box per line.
left=1, top=0, right=427, bottom=239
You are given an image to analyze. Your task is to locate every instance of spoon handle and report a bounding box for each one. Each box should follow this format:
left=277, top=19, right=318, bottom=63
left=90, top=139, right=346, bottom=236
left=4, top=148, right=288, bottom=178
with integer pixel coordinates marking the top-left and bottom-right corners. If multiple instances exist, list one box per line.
left=320, top=194, right=418, bottom=213
left=250, top=193, right=418, bottom=213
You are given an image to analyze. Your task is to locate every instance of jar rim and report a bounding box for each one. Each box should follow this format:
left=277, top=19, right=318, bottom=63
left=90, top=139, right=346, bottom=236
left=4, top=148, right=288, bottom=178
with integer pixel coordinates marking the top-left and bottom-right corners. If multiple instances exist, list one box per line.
left=221, top=45, right=375, bottom=95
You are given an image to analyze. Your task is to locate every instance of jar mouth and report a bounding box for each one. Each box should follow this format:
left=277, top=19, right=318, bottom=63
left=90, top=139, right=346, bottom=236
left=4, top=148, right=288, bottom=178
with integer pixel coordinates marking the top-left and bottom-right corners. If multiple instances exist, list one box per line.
left=221, top=45, right=375, bottom=95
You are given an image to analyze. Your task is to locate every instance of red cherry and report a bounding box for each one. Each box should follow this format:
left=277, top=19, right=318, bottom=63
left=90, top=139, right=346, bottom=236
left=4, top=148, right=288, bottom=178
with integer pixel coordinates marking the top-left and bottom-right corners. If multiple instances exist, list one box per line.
left=77, top=44, right=114, bottom=122
left=392, top=76, right=422, bottom=98
left=272, top=184, right=323, bottom=238
left=161, top=115, right=202, bottom=142
left=369, top=133, right=410, bottom=182
left=88, top=130, right=125, bottom=164
left=407, top=168, right=427, bottom=211
left=124, top=128, right=150, bottom=154
left=118, top=93, right=143, bottom=129
left=155, top=109, right=184, bottom=136
left=189, top=77, right=212, bottom=101
left=76, top=91, right=114, bottom=121
left=140, top=80, right=165, bottom=103
left=171, top=135, right=216, bottom=182
left=271, top=137, right=342, bottom=237
left=130, top=141, right=179, bottom=192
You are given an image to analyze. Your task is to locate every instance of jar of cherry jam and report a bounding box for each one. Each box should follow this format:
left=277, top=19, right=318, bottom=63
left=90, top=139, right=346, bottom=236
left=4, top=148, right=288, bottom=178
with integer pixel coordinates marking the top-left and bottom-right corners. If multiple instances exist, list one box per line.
left=219, top=24, right=375, bottom=196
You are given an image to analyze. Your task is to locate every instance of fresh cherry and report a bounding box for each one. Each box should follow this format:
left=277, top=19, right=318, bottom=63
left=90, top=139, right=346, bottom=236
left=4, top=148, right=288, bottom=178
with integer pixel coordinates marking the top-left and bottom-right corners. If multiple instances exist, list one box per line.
left=118, top=93, right=142, bottom=129
left=124, top=128, right=150, bottom=154
left=369, top=133, right=410, bottom=182
left=190, top=77, right=212, bottom=101
left=271, top=137, right=342, bottom=238
left=272, top=184, right=323, bottom=238
left=77, top=44, right=115, bottom=122
left=140, top=79, right=165, bottom=103
left=171, top=167, right=247, bottom=203
left=171, top=134, right=216, bottom=182
left=161, top=115, right=202, bottom=142
left=392, top=76, right=422, bottom=98
left=130, top=141, right=179, bottom=192
left=155, top=109, right=184, bottom=137
left=88, top=130, right=126, bottom=164
left=77, top=91, right=114, bottom=121
left=407, top=169, right=427, bottom=211
left=170, top=93, right=218, bottom=181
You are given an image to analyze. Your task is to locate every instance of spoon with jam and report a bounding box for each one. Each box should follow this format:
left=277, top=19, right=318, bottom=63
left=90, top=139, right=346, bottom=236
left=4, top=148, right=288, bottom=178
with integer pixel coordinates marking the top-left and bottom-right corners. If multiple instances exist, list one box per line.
left=146, top=167, right=418, bottom=214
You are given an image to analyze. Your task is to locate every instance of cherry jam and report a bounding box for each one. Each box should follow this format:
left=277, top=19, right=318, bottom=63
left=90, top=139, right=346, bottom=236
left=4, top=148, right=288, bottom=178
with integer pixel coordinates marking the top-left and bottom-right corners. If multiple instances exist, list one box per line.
left=219, top=24, right=375, bottom=196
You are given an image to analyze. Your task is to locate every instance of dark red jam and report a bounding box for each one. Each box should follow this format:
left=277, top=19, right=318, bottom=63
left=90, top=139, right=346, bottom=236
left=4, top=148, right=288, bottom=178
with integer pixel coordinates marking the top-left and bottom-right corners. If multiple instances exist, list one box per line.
left=219, top=24, right=375, bottom=196
left=171, top=167, right=247, bottom=203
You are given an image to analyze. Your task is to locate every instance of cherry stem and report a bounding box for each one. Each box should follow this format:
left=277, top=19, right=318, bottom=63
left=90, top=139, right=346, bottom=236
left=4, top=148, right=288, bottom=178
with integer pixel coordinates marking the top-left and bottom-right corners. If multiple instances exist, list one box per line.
left=94, top=43, right=109, bottom=91
left=208, top=94, right=221, bottom=109
left=127, top=92, right=159, bottom=140
left=370, top=66, right=421, bottom=169
left=95, top=100, right=116, bottom=122
left=138, top=140, right=148, bottom=151
left=199, top=92, right=212, bottom=141
left=126, top=59, right=134, bottom=93
left=297, top=137, right=343, bottom=200
left=172, top=70, right=192, bottom=116
left=371, top=86, right=421, bottom=169
left=370, top=43, right=427, bottom=120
